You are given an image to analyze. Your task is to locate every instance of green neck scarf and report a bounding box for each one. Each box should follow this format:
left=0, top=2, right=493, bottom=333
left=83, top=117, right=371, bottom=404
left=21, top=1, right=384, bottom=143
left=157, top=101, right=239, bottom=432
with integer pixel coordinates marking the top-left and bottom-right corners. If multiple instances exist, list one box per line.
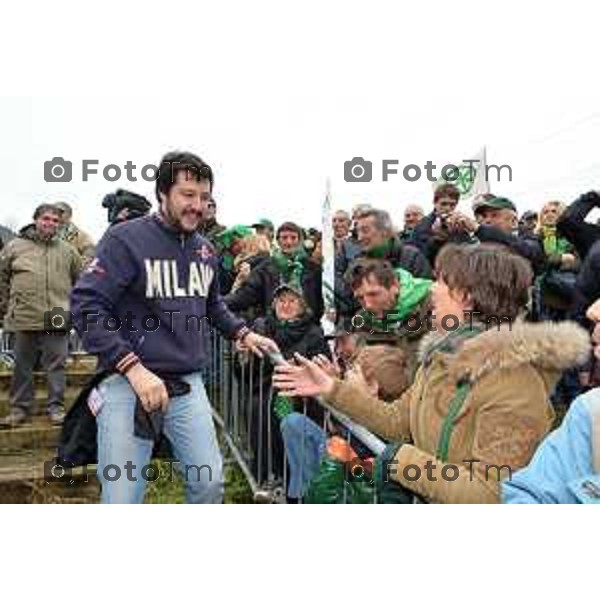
left=365, top=238, right=394, bottom=259
left=541, top=225, right=572, bottom=257
left=272, top=248, right=307, bottom=288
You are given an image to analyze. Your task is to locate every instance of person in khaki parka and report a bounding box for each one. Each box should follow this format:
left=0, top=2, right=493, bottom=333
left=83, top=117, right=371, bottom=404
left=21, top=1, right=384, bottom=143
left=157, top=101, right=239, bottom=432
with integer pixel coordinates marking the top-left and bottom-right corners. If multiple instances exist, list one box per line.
left=0, top=203, right=82, bottom=427
left=274, top=244, right=591, bottom=504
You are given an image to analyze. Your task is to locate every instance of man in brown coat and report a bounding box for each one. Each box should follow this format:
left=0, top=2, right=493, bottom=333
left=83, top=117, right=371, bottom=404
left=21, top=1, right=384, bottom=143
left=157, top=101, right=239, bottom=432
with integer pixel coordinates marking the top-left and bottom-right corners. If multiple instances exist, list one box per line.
left=0, top=203, right=82, bottom=427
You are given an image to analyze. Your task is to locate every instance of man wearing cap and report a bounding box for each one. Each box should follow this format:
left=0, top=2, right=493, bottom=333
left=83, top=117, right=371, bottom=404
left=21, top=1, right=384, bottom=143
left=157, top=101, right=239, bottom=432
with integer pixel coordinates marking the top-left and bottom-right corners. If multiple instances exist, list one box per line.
left=252, top=219, right=275, bottom=243
left=449, top=196, right=545, bottom=276
left=214, top=225, right=254, bottom=294
left=54, top=201, right=95, bottom=264
left=226, top=221, right=323, bottom=321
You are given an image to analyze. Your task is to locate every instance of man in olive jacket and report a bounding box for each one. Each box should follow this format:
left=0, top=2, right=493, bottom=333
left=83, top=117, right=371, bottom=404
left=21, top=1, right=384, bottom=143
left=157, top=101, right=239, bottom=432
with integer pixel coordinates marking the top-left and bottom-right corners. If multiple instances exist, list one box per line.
left=0, top=204, right=82, bottom=427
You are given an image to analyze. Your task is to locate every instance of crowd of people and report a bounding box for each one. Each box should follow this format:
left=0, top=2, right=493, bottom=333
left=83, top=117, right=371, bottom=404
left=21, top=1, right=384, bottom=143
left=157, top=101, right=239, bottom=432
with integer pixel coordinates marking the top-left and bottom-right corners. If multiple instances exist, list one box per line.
left=1, top=149, right=600, bottom=503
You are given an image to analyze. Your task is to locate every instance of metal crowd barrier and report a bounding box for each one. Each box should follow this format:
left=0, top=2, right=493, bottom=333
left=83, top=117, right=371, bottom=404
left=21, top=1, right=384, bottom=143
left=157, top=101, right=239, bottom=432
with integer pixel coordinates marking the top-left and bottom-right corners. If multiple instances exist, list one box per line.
left=205, top=333, right=386, bottom=503
left=1, top=324, right=386, bottom=503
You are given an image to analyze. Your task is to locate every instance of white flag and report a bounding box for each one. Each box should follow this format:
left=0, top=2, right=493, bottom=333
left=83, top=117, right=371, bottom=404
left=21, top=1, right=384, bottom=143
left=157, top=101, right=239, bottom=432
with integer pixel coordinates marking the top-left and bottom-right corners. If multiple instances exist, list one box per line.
left=435, top=147, right=490, bottom=206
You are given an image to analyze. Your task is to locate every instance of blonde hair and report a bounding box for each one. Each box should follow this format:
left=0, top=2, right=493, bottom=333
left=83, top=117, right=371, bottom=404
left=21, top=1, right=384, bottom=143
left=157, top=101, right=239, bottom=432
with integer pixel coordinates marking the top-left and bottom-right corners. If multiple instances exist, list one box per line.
left=234, top=234, right=271, bottom=270
left=243, top=234, right=271, bottom=256
left=537, top=200, right=566, bottom=232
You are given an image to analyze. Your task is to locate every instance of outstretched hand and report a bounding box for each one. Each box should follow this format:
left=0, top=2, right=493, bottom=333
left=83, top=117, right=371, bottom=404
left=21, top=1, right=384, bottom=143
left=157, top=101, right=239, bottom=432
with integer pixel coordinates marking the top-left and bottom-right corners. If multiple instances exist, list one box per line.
left=312, top=353, right=341, bottom=378
left=273, top=352, right=336, bottom=397
left=236, top=332, right=280, bottom=358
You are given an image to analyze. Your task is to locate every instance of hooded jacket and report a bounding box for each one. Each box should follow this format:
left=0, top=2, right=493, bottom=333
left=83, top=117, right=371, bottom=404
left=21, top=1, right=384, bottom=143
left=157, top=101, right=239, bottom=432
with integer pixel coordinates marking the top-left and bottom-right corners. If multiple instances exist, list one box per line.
left=503, top=387, right=600, bottom=503
left=70, top=213, right=246, bottom=375
left=323, top=320, right=590, bottom=503
left=0, top=224, right=82, bottom=331
left=355, top=268, right=433, bottom=377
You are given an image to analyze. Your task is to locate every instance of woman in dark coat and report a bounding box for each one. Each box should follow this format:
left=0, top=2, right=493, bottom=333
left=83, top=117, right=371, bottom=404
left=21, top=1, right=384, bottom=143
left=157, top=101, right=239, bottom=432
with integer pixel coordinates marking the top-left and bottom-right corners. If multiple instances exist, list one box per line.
left=238, top=283, right=330, bottom=496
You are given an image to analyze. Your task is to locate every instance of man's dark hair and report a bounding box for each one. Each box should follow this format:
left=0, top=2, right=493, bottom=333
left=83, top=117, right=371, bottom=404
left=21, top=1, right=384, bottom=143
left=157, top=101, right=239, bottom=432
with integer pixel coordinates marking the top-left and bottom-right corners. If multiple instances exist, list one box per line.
left=155, top=151, right=214, bottom=202
left=347, top=258, right=397, bottom=291
left=33, top=203, right=62, bottom=220
left=433, top=183, right=460, bottom=204
left=435, top=243, right=532, bottom=320
left=276, top=221, right=304, bottom=239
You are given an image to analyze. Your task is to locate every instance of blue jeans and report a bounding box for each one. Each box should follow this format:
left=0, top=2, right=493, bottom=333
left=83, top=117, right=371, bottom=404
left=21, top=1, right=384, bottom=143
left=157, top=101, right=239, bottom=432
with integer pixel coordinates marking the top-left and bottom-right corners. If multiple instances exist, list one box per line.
left=96, top=372, right=223, bottom=504
left=280, top=413, right=327, bottom=499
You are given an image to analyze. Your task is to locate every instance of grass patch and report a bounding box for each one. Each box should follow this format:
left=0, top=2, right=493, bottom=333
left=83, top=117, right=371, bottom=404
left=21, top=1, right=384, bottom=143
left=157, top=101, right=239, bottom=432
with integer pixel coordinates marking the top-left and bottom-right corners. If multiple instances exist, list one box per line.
left=144, top=455, right=253, bottom=504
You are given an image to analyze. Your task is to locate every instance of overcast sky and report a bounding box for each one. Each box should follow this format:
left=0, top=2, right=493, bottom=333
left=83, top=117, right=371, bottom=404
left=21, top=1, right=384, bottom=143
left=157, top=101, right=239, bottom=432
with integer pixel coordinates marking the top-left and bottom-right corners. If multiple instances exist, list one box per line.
left=2, top=3, right=600, bottom=241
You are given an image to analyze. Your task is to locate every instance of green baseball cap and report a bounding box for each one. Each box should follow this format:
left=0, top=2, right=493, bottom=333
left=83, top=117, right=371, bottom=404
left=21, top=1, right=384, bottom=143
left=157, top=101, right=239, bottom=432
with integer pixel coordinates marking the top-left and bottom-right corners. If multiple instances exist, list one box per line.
left=252, top=218, right=274, bottom=230
left=215, top=225, right=253, bottom=249
left=473, top=195, right=517, bottom=215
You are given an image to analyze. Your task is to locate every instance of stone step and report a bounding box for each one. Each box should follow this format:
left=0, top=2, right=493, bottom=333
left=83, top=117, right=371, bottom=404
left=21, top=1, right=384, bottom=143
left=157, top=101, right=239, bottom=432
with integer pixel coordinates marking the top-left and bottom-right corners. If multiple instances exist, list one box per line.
left=0, top=449, right=100, bottom=503
left=0, top=369, right=97, bottom=391
left=0, top=388, right=82, bottom=417
left=0, top=417, right=63, bottom=451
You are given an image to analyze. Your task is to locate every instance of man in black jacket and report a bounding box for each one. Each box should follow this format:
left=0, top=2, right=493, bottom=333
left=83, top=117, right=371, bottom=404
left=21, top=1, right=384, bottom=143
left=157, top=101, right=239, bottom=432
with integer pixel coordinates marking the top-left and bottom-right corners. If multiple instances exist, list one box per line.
left=449, top=196, right=545, bottom=277
left=413, top=183, right=472, bottom=264
left=556, top=190, right=600, bottom=260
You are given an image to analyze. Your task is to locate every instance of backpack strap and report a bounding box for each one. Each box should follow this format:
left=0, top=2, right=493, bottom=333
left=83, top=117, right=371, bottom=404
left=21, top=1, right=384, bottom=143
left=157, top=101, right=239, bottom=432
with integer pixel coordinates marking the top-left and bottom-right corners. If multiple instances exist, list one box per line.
left=436, top=378, right=472, bottom=463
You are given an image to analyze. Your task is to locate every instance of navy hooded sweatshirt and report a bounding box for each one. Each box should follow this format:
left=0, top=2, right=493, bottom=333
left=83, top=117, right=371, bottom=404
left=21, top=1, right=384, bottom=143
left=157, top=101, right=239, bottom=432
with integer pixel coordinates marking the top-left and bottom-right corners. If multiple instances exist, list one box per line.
left=70, top=214, right=246, bottom=374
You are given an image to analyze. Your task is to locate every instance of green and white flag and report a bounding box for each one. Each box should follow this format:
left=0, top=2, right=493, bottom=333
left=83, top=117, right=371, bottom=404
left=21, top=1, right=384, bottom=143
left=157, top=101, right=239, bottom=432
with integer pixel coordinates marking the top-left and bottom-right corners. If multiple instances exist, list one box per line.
left=434, top=147, right=490, bottom=205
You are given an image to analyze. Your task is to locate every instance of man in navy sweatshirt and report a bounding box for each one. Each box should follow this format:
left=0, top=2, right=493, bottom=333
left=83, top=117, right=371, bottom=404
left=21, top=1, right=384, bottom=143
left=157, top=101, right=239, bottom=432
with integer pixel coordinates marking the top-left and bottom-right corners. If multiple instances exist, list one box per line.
left=70, top=151, right=277, bottom=504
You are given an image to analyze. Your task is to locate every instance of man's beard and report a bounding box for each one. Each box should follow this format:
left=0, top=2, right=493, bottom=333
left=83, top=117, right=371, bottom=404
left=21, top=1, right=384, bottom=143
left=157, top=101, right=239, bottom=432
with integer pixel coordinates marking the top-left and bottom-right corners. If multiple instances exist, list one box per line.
left=162, top=202, right=202, bottom=232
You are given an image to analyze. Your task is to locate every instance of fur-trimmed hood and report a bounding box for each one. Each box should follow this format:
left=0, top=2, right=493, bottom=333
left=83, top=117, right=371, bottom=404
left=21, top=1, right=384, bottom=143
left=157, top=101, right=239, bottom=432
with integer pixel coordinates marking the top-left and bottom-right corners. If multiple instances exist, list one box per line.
left=418, top=320, right=591, bottom=383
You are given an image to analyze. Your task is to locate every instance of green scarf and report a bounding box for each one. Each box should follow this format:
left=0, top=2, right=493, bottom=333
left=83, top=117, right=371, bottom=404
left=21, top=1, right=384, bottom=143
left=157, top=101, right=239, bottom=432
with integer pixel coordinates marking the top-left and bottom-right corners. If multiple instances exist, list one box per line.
left=273, top=393, right=294, bottom=420
left=365, top=238, right=394, bottom=260
left=421, top=321, right=487, bottom=366
left=272, top=247, right=307, bottom=289
left=540, top=225, right=572, bottom=258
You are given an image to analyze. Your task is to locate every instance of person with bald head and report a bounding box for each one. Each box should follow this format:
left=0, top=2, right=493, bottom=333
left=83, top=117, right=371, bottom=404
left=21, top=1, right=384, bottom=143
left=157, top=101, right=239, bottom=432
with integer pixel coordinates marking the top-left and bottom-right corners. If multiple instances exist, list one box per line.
left=400, top=204, right=424, bottom=243
left=332, top=210, right=351, bottom=252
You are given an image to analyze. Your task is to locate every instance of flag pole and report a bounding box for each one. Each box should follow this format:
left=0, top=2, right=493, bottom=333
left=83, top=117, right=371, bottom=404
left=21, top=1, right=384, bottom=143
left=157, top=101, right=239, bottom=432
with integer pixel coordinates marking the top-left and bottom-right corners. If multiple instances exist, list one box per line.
left=321, top=178, right=336, bottom=337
